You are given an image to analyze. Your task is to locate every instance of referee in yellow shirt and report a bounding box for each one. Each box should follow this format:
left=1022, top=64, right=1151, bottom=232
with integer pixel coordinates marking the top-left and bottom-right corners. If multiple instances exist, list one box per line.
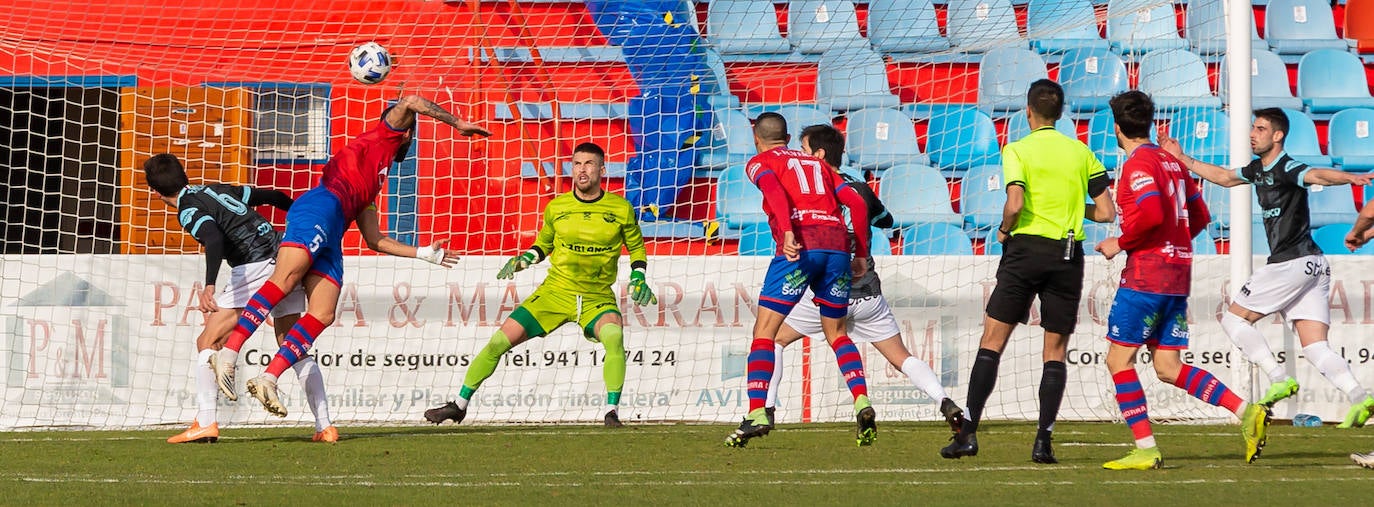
left=941, top=79, right=1115, bottom=464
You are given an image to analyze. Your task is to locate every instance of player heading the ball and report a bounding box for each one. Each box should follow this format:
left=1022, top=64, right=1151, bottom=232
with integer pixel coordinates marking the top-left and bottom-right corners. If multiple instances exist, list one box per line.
left=425, top=142, right=656, bottom=428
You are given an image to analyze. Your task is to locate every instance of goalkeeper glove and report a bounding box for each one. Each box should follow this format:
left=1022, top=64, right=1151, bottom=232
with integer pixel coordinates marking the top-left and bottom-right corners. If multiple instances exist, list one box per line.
left=629, top=268, right=656, bottom=306
left=498, top=250, right=538, bottom=280
left=416, top=244, right=449, bottom=266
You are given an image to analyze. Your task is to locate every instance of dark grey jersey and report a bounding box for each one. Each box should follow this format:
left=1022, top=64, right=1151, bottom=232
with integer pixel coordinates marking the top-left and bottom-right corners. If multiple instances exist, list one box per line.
left=1238, top=152, right=1322, bottom=264
left=840, top=173, right=889, bottom=300
left=177, top=184, right=281, bottom=267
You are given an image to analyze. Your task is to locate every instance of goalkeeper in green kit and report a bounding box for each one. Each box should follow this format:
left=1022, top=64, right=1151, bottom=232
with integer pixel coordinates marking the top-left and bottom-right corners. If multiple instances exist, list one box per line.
left=425, top=142, right=657, bottom=427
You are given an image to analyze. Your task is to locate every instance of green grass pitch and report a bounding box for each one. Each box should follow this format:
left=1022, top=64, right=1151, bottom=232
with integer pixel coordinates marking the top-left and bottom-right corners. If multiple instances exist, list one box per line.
left=2, top=421, right=1373, bottom=505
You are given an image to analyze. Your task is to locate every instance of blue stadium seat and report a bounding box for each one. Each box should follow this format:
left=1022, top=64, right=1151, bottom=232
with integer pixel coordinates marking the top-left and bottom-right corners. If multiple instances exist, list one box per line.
left=1186, top=0, right=1266, bottom=56
left=698, top=108, right=757, bottom=170
left=901, top=222, right=976, bottom=255
left=1280, top=108, right=1333, bottom=167
left=1170, top=108, right=1230, bottom=167
left=1193, top=229, right=1218, bottom=255
left=846, top=108, right=930, bottom=170
left=870, top=227, right=895, bottom=256
left=868, top=0, right=950, bottom=55
left=1106, top=0, right=1189, bottom=55
left=878, top=164, right=963, bottom=226
left=1265, top=0, right=1349, bottom=59
left=1058, top=47, right=1130, bottom=113
left=1308, top=183, right=1357, bottom=229
left=738, top=223, right=778, bottom=255
left=983, top=228, right=1005, bottom=254
left=1202, top=181, right=1263, bottom=237
left=946, top=0, right=1026, bottom=52
left=714, top=164, right=767, bottom=228
left=1329, top=108, right=1374, bottom=171
left=788, top=1, right=869, bottom=55
left=1006, top=110, right=1077, bottom=143
left=1218, top=50, right=1304, bottom=111
left=1026, top=0, right=1110, bottom=53
left=926, top=106, right=1001, bottom=176
left=960, top=164, right=1009, bottom=232
left=1086, top=108, right=1126, bottom=171
left=707, top=0, right=793, bottom=60
left=816, top=47, right=901, bottom=112
left=1297, top=49, right=1374, bottom=114
left=1079, top=221, right=1115, bottom=255
left=978, top=47, right=1049, bottom=112
left=1311, top=224, right=1356, bottom=255
left=1251, top=220, right=1272, bottom=256
left=702, top=48, right=741, bottom=110
left=775, top=105, right=834, bottom=150
left=1138, top=49, right=1222, bottom=112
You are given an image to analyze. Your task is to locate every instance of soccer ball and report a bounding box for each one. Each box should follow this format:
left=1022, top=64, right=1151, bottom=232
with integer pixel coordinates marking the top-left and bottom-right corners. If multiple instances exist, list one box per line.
left=348, top=42, right=392, bottom=84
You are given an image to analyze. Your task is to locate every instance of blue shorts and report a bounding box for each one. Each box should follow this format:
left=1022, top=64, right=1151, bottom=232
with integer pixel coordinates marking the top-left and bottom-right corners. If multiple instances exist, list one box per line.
left=1105, top=288, right=1189, bottom=350
left=280, top=187, right=347, bottom=287
left=758, top=250, right=852, bottom=319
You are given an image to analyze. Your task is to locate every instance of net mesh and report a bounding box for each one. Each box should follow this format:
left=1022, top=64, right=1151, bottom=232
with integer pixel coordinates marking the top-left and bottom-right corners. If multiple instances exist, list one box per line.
left=3, top=0, right=1323, bottom=430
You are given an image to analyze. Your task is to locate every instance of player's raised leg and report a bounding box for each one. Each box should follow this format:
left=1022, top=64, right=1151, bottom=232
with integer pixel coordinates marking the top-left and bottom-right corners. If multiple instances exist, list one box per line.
left=212, top=243, right=315, bottom=400
left=1220, top=305, right=1298, bottom=407
left=246, top=274, right=339, bottom=417
left=269, top=313, right=335, bottom=442
left=426, top=312, right=536, bottom=425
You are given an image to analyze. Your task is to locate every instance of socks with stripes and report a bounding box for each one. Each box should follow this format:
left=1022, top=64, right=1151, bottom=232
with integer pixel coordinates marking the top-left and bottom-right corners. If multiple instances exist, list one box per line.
left=1175, top=363, right=1244, bottom=414
left=1112, top=369, right=1155, bottom=449
left=223, top=280, right=287, bottom=358
left=262, top=313, right=326, bottom=379
left=746, top=338, right=776, bottom=412
left=829, top=336, right=868, bottom=402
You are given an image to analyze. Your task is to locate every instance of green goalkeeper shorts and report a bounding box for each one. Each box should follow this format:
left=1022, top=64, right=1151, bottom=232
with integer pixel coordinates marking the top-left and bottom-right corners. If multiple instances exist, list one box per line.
left=509, top=285, right=620, bottom=340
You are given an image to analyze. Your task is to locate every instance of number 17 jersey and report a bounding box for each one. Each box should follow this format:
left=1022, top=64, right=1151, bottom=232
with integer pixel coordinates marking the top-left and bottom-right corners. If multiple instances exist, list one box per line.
left=745, top=147, right=850, bottom=253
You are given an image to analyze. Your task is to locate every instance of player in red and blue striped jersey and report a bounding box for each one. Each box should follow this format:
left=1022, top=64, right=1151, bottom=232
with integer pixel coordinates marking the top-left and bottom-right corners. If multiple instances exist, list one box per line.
left=210, top=95, right=490, bottom=420
left=1095, top=91, right=1270, bottom=469
left=725, top=112, right=873, bottom=448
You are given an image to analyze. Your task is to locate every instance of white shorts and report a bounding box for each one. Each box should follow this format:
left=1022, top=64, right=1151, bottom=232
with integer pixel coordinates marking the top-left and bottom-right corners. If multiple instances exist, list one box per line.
left=215, top=259, right=307, bottom=317
left=1233, top=254, right=1331, bottom=325
left=783, top=290, right=901, bottom=343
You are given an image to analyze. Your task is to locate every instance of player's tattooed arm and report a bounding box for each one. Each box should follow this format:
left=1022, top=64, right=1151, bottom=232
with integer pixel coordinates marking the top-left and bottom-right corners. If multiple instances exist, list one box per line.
left=392, top=95, right=491, bottom=137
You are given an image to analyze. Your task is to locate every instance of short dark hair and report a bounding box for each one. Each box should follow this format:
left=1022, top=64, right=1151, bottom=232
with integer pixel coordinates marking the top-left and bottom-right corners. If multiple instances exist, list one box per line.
left=800, top=124, right=844, bottom=168
left=1026, top=79, right=1065, bottom=121
left=1253, top=108, right=1289, bottom=140
left=573, top=142, right=606, bottom=164
left=1108, top=90, right=1155, bottom=140
left=753, top=112, right=789, bottom=144
left=142, top=153, right=189, bottom=196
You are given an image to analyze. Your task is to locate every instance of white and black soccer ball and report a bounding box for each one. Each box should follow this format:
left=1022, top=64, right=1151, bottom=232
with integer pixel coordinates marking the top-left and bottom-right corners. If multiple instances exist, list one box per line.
left=348, top=42, right=392, bottom=85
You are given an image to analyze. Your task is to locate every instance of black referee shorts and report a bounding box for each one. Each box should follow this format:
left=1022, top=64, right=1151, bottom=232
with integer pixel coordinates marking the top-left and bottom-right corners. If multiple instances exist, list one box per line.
left=985, top=234, right=1085, bottom=335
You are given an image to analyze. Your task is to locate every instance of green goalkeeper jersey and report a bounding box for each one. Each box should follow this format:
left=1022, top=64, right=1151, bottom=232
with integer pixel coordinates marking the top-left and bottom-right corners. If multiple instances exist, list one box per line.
left=530, top=190, right=648, bottom=295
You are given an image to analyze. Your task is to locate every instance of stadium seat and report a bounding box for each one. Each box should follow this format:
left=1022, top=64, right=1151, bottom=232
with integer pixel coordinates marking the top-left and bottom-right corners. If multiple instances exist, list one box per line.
left=1347, top=0, right=1374, bottom=53
left=738, top=223, right=778, bottom=255
left=983, top=228, right=1005, bottom=254
left=1297, top=49, right=1374, bottom=114
left=1218, top=50, right=1304, bottom=111
left=1308, top=183, right=1358, bottom=229
left=775, top=105, right=835, bottom=150
left=707, top=0, right=793, bottom=60
left=926, top=106, right=1001, bottom=176
left=960, top=164, right=1009, bottom=232
left=867, top=0, right=950, bottom=55
left=1058, top=48, right=1130, bottom=113
left=870, top=227, right=895, bottom=256
left=901, top=222, right=976, bottom=255
left=1251, top=220, right=1272, bottom=256
left=1280, top=108, right=1332, bottom=167
left=1079, top=221, right=1115, bottom=256
left=1006, top=110, right=1077, bottom=143
left=714, top=164, right=767, bottom=228
left=1137, top=49, right=1222, bottom=112
left=788, top=1, right=869, bottom=55
left=978, top=47, right=1049, bottom=113
left=702, top=49, right=741, bottom=110
left=1193, top=229, right=1218, bottom=255
left=1202, top=181, right=1263, bottom=237
left=946, top=0, right=1026, bottom=52
left=1087, top=108, right=1126, bottom=171
left=1106, top=0, right=1189, bottom=55
left=1170, top=108, right=1230, bottom=167
left=1329, top=108, right=1374, bottom=171
left=846, top=108, right=930, bottom=170
left=878, top=164, right=963, bottom=226
left=1265, top=0, right=1349, bottom=59
left=1186, top=0, right=1266, bottom=57
left=1026, top=0, right=1110, bottom=53
left=816, top=47, right=902, bottom=112
left=698, top=108, right=757, bottom=170
left=1311, top=224, right=1357, bottom=255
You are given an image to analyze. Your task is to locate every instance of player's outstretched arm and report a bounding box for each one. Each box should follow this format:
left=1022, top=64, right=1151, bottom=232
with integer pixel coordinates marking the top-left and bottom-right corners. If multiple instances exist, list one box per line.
left=245, top=186, right=293, bottom=211
left=384, top=95, right=492, bottom=137
left=1304, top=168, right=1373, bottom=187
left=1157, top=130, right=1245, bottom=187
left=356, top=205, right=459, bottom=267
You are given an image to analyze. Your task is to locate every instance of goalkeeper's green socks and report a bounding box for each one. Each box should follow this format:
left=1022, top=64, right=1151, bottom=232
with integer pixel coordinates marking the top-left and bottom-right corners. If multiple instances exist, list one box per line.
left=457, top=330, right=513, bottom=410
left=600, top=324, right=626, bottom=408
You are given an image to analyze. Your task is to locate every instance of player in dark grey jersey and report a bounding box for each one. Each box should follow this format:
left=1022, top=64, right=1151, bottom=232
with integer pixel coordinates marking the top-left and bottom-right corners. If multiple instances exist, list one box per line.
left=1161, top=108, right=1374, bottom=428
left=762, top=125, right=967, bottom=438
left=143, top=153, right=335, bottom=443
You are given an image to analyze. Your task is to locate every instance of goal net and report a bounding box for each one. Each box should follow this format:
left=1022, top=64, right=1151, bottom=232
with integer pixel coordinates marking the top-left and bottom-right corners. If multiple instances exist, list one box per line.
left=3, top=0, right=1359, bottom=431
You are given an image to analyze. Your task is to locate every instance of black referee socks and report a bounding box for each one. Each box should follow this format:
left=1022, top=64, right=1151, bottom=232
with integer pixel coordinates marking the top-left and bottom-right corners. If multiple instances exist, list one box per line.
left=963, top=348, right=1003, bottom=435
left=1037, top=361, right=1067, bottom=435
